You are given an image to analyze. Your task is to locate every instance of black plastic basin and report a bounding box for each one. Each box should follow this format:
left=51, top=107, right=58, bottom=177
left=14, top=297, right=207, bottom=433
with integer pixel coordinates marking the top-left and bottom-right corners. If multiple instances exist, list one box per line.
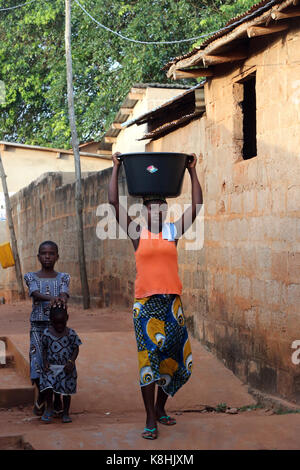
left=119, top=152, right=191, bottom=198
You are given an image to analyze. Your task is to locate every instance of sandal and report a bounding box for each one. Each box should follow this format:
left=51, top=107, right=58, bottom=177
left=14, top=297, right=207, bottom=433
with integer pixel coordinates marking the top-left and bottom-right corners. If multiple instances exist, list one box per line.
left=158, top=415, right=176, bottom=425
left=53, top=393, right=63, bottom=417
left=41, top=410, right=53, bottom=423
left=53, top=408, right=63, bottom=418
left=142, top=427, right=158, bottom=440
left=33, top=400, right=45, bottom=416
left=62, top=414, right=72, bottom=423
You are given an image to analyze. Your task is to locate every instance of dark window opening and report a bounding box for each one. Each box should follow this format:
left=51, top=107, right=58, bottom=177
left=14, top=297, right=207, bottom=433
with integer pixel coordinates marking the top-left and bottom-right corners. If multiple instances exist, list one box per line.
left=242, top=75, right=257, bottom=160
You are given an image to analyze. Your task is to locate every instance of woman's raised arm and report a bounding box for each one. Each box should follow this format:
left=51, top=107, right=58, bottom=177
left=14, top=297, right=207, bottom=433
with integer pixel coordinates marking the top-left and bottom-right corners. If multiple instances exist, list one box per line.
left=174, top=153, right=203, bottom=238
left=108, top=152, right=140, bottom=249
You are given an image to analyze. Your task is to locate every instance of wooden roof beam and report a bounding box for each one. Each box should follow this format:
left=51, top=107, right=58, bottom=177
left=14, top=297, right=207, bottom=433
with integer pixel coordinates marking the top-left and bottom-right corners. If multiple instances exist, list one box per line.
left=96, top=149, right=111, bottom=155
left=104, top=136, right=117, bottom=144
left=202, top=51, right=248, bottom=67
left=128, top=92, right=145, bottom=100
left=271, top=7, right=300, bottom=19
left=120, top=107, right=133, bottom=115
left=130, top=87, right=146, bottom=96
left=173, top=68, right=213, bottom=79
left=111, top=123, right=123, bottom=130
left=247, top=23, right=289, bottom=37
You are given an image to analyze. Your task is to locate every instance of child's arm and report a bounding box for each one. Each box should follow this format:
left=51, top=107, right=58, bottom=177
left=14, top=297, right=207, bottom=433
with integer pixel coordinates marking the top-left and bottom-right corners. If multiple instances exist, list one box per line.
left=70, top=345, right=79, bottom=363
left=24, top=273, right=60, bottom=305
left=32, top=291, right=61, bottom=305
left=64, top=330, right=82, bottom=374
left=58, top=293, right=68, bottom=308
left=64, top=346, right=79, bottom=374
left=58, top=273, right=70, bottom=306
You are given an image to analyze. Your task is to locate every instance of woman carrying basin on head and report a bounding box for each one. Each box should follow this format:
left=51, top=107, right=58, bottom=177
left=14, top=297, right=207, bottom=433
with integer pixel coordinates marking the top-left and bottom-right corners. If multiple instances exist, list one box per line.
left=108, top=151, right=203, bottom=440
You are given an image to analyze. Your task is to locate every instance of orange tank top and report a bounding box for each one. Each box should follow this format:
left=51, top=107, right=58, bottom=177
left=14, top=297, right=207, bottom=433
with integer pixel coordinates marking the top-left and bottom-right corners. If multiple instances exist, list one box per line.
left=134, top=225, right=182, bottom=299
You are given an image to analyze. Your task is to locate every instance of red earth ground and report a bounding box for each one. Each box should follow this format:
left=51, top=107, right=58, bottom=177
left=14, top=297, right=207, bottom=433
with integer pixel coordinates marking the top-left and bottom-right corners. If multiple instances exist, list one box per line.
left=1, top=300, right=300, bottom=450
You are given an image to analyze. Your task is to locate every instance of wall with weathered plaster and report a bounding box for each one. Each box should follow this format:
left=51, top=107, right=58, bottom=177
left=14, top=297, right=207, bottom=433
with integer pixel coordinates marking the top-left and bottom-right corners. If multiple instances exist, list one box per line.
left=0, top=168, right=137, bottom=307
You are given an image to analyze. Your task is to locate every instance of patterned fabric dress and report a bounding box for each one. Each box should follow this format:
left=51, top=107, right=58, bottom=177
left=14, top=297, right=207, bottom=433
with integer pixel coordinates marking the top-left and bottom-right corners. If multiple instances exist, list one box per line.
left=24, top=272, right=70, bottom=381
left=40, top=327, right=82, bottom=395
left=133, top=293, right=192, bottom=397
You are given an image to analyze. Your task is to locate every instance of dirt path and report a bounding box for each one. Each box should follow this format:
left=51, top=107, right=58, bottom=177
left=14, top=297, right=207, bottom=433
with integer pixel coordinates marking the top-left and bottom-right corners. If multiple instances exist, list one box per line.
left=1, top=300, right=300, bottom=450
left=0, top=300, right=133, bottom=335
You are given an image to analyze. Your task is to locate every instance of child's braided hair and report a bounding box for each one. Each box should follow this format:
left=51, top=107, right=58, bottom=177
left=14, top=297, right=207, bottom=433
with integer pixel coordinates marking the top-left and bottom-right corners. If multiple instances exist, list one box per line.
left=49, top=304, right=68, bottom=322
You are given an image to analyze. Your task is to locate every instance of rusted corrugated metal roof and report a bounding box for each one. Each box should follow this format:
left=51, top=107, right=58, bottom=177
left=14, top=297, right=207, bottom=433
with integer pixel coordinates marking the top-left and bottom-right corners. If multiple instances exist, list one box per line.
left=138, top=111, right=204, bottom=142
left=132, top=82, right=189, bottom=89
left=0, top=141, right=112, bottom=160
left=201, top=0, right=283, bottom=47
left=123, top=82, right=204, bottom=129
left=163, top=48, right=202, bottom=72
left=79, top=140, right=95, bottom=148
left=97, top=83, right=191, bottom=152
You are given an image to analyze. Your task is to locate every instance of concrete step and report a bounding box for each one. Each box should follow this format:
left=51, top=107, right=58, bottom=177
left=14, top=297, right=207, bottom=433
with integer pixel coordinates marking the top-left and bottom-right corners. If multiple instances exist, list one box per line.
left=0, top=434, right=31, bottom=450
left=0, top=337, right=15, bottom=368
left=2, top=335, right=30, bottom=380
left=0, top=353, right=15, bottom=369
left=0, top=368, right=34, bottom=408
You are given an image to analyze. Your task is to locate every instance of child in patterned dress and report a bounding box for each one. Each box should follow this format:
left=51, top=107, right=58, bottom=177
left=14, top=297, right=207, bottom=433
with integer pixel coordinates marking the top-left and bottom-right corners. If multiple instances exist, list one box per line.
left=40, top=305, right=82, bottom=423
left=24, top=241, right=70, bottom=417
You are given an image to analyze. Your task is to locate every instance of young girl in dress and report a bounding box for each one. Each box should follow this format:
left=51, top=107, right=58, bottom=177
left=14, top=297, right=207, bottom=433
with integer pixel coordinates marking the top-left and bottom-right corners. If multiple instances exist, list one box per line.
left=24, top=240, right=70, bottom=417
left=40, top=305, right=82, bottom=423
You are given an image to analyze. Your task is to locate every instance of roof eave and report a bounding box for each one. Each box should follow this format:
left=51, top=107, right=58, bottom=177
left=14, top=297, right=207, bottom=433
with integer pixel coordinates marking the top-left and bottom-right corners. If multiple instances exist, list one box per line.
left=0, top=141, right=112, bottom=160
left=166, top=0, right=296, bottom=77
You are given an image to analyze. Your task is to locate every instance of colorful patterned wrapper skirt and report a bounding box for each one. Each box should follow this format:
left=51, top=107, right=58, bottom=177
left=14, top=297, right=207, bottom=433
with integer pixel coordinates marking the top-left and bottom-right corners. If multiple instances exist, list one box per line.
left=133, top=294, right=192, bottom=397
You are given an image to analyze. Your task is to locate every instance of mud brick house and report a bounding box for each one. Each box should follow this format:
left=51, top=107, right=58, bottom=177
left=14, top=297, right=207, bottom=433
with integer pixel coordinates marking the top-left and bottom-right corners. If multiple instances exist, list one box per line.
left=122, top=0, right=300, bottom=403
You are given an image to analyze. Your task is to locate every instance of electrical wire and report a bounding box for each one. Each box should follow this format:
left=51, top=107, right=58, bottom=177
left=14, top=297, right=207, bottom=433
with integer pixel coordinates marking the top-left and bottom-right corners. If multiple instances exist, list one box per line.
left=74, top=0, right=278, bottom=45
left=0, top=0, right=279, bottom=48
left=0, top=0, right=37, bottom=11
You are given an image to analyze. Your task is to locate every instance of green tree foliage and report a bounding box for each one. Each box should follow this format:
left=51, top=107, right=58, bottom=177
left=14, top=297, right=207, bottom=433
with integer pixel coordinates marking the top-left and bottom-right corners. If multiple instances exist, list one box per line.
left=0, top=0, right=257, bottom=148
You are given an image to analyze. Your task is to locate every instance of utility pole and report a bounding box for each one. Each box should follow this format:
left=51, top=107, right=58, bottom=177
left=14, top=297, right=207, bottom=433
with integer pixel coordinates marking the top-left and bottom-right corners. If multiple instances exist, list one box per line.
left=0, top=150, right=25, bottom=299
left=65, top=0, right=90, bottom=309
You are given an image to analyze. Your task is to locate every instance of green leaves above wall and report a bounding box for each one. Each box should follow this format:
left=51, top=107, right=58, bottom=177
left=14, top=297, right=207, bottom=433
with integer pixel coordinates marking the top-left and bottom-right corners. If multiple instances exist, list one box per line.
left=0, top=0, right=257, bottom=148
